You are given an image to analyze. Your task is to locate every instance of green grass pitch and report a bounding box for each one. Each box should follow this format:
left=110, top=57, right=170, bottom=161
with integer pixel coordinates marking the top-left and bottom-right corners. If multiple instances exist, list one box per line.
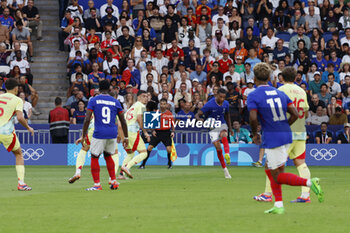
left=0, top=166, right=349, bottom=233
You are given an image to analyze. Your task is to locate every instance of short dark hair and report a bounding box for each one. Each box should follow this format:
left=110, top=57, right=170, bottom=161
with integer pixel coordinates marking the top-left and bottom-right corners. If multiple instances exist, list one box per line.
left=321, top=122, right=328, bottom=127
left=146, top=101, right=158, bottom=111
left=160, top=98, right=168, bottom=103
left=218, top=88, right=227, bottom=95
left=99, top=80, right=110, bottom=91
left=121, top=26, right=129, bottom=32
left=16, top=20, right=23, bottom=26
left=320, top=83, right=328, bottom=89
left=55, top=97, right=62, bottom=106
left=335, top=106, right=342, bottom=112
left=137, top=90, right=147, bottom=96
left=4, top=78, right=18, bottom=90
left=281, top=67, right=297, bottom=82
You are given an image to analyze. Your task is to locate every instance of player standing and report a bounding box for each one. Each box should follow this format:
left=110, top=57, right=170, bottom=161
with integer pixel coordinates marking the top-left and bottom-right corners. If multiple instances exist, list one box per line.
left=118, top=90, right=150, bottom=179
left=247, top=63, right=324, bottom=214
left=195, top=88, right=233, bottom=179
left=82, top=80, right=128, bottom=191
left=253, top=67, right=312, bottom=203
left=140, top=99, right=174, bottom=169
left=0, top=79, right=34, bottom=190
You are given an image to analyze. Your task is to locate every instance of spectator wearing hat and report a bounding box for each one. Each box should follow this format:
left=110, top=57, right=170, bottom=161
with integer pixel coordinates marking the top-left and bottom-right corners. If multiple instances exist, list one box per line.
left=173, top=60, right=189, bottom=81
left=329, top=107, right=348, bottom=125
left=100, top=0, right=119, bottom=18
left=190, top=64, right=207, bottom=84
left=337, top=123, right=350, bottom=144
left=309, top=71, right=324, bottom=94
left=234, top=56, right=245, bottom=74
left=212, top=29, right=228, bottom=54
left=22, top=0, right=43, bottom=41
left=218, top=49, right=233, bottom=73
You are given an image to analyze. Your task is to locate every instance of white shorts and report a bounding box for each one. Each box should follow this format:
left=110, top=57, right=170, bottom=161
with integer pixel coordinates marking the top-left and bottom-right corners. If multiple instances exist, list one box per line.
left=265, top=144, right=291, bottom=170
left=209, top=123, right=228, bottom=143
left=90, top=137, right=117, bottom=156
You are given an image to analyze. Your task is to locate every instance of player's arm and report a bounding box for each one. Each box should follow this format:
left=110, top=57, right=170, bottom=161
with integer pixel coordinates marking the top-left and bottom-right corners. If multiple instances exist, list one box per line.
left=249, top=110, right=260, bottom=144
left=224, top=111, right=233, bottom=136
left=137, top=113, right=150, bottom=142
left=118, top=111, right=129, bottom=148
left=16, top=110, right=34, bottom=136
left=287, top=103, right=298, bottom=126
left=81, top=109, right=92, bottom=142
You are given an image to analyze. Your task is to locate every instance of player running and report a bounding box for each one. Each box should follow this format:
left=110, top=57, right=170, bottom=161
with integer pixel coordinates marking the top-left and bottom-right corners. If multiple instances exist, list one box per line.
left=253, top=67, right=312, bottom=203
left=140, top=99, right=175, bottom=169
left=0, top=78, right=34, bottom=190
left=118, top=90, right=150, bottom=179
left=195, top=88, right=233, bottom=179
left=247, top=63, right=324, bottom=214
left=82, top=80, right=128, bottom=191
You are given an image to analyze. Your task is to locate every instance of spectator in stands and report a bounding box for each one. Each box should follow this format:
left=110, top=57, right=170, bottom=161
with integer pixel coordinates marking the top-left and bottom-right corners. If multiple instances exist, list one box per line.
left=322, top=63, right=340, bottom=83
left=12, top=20, right=33, bottom=61
left=342, top=76, right=350, bottom=97
left=49, top=97, right=70, bottom=144
left=175, top=71, right=192, bottom=93
left=58, top=10, right=73, bottom=51
left=226, top=82, right=241, bottom=121
left=223, top=63, right=240, bottom=86
left=69, top=72, right=88, bottom=97
left=0, top=20, right=9, bottom=45
left=0, top=42, right=10, bottom=65
left=315, top=122, right=333, bottom=144
left=176, top=101, right=194, bottom=121
left=305, top=6, right=323, bottom=33
left=10, top=50, right=33, bottom=85
left=18, top=91, right=32, bottom=123
left=307, top=106, right=329, bottom=125
left=88, top=62, right=105, bottom=90
left=100, top=0, right=119, bottom=18
left=117, top=26, right=135, bottom=49
left=0, top=8, right=14, bottom=31
left=190, top=64, right=207, bottom=84
left=152, top=49, right=169, bottom=75
left=329, top=107, right=348, bottom=125
left=289, top=26, right=311, bottom=54
left=291, top=9, right=305, bottom=32
left=212, top=29, right=228, bottom=54
left=122, top=58, right=140, bottom=88
left=337, top=123, right=350, bottom=144
left=273, top=39, right=289, bottom=63
left=85, top=8, right=102, bottom=32
left=309, top=72, right=324, bottom=94
left=18, top=75, right=39, bottom=113
left=245, top=48, right=261, bottom=69
left=327, top=74, right=342, bottom=98
left=318, top=84, right=332, bottom=106
left=72, top=100, right=86, bottom=124
left=83, top=0, right=100, bottom=20
left=22, top=0, right=43, bottom=41
left=70, top=91, right=87, bottom=115
left=294, top=49, right=311, bottom=74
left=309, top=93, right=326, bottom=115
left=230, top=120, right=252, bottom=144
left=103, top=51, right=119, bottom=74
left=273, top=9, right=291, bottom=33
left=140, top=73, right=158, bottom=93
left=255, top=0, right=272, bottom=22
left=328, top=96, right=342, bottom=116
left=66, top=0, right=84, bottom=22
left=174, top=82, right=191, bottom=108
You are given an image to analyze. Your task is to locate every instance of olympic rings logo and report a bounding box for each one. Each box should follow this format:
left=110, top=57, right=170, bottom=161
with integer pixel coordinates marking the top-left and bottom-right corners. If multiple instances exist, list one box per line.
left=310, top=148, right=337, bottom=161
left=22, top=148, right=45, bottom=161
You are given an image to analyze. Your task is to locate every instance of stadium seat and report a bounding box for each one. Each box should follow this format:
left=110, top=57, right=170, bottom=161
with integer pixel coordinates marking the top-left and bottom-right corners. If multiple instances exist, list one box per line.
left=0, top=65, right=10, bottom=74
left=323, top=32, right=333, bottom=43
left=276, top=32, right=291, bottom=42
left=306, top=32, right=312, bottom=38
left=340, top=32, right=346, bottom=40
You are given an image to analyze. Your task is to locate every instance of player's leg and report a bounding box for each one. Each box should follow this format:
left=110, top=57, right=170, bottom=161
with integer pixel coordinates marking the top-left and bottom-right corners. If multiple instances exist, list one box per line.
left=86, top=138, right=104, bottom=191
left=126, top=133, right=147, bottom=171
left=213, top=140, right=231, bottom=179
left=252, top=147, right=264, bottom=167
left=140, top=134, right=160, bottom=168
left=166, top=145, right=172, bottom=168
left=69, top=144, right=89, bottom=184
left=253, top=176, right=273, bottom=202
left=111, top=148, right=119, bottom=180
left=289, top=141, right=311, bottom=203
left=159, top=131, right=173, bottom=168
left=104, top=138, right=120, bottom=189
left=220, top=129, right=230, bottom=165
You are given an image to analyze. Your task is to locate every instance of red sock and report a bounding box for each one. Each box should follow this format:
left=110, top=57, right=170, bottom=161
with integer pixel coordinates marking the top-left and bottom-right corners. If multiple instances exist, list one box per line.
left=216, top=149, right=226, bottom=168
left=221, top=137, right=230, bottom=154
left=104, top=155, right=116, bottom=180
left=265, top=169, right=282, bottom=201
left=277, top=173, right=307, bottom=186
left=91, top=156, right=100, bottom=184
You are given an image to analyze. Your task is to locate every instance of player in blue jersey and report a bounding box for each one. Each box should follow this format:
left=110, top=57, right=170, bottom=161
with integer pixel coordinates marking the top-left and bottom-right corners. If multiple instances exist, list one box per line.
left=247, top=63, right=324, bottom=214
left=82, top=80, right=129, bottom=191
left=195, top=88, right=233, bottom=179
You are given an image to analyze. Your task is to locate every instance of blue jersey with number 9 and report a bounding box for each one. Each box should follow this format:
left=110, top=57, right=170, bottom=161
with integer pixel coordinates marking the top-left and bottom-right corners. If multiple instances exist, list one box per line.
left=247, top=85, right=293, bottom=149
left=87, top=94, right=123, bottom=139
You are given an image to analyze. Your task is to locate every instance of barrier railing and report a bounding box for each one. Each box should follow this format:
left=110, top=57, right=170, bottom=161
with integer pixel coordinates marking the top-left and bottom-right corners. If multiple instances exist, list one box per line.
left=15, top=129, right=212, bottom=144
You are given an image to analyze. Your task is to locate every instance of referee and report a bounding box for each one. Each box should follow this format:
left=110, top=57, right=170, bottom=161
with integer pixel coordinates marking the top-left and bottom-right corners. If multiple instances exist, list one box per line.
left=140, top=98, right=175, bottom=169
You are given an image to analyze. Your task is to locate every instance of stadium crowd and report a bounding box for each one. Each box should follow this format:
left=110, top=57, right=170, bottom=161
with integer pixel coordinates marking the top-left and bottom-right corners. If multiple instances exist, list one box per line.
left=0, top=0, right=43, bottom=122
left=57, top=0, right=350, bottom=144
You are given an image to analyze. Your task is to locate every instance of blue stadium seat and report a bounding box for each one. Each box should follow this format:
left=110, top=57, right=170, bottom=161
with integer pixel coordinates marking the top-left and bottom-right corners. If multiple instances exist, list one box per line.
left=306, top=32, right=312, bottom=38
left=276, top=32, right=292, bottom=42
left=323, top=32, right=333, bottom=43
left=340, top=32, right=346, bottom=40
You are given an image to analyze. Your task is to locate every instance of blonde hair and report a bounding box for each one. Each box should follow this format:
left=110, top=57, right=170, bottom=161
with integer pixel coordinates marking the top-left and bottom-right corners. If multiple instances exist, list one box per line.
left=253, top=62, right=271, bottom=81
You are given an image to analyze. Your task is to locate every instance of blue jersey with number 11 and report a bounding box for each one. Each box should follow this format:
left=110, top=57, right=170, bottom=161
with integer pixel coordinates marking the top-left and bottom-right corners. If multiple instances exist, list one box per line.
left=247, top=85, right=293, bottom=149
left=87, top=94, right=123, bottom=139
